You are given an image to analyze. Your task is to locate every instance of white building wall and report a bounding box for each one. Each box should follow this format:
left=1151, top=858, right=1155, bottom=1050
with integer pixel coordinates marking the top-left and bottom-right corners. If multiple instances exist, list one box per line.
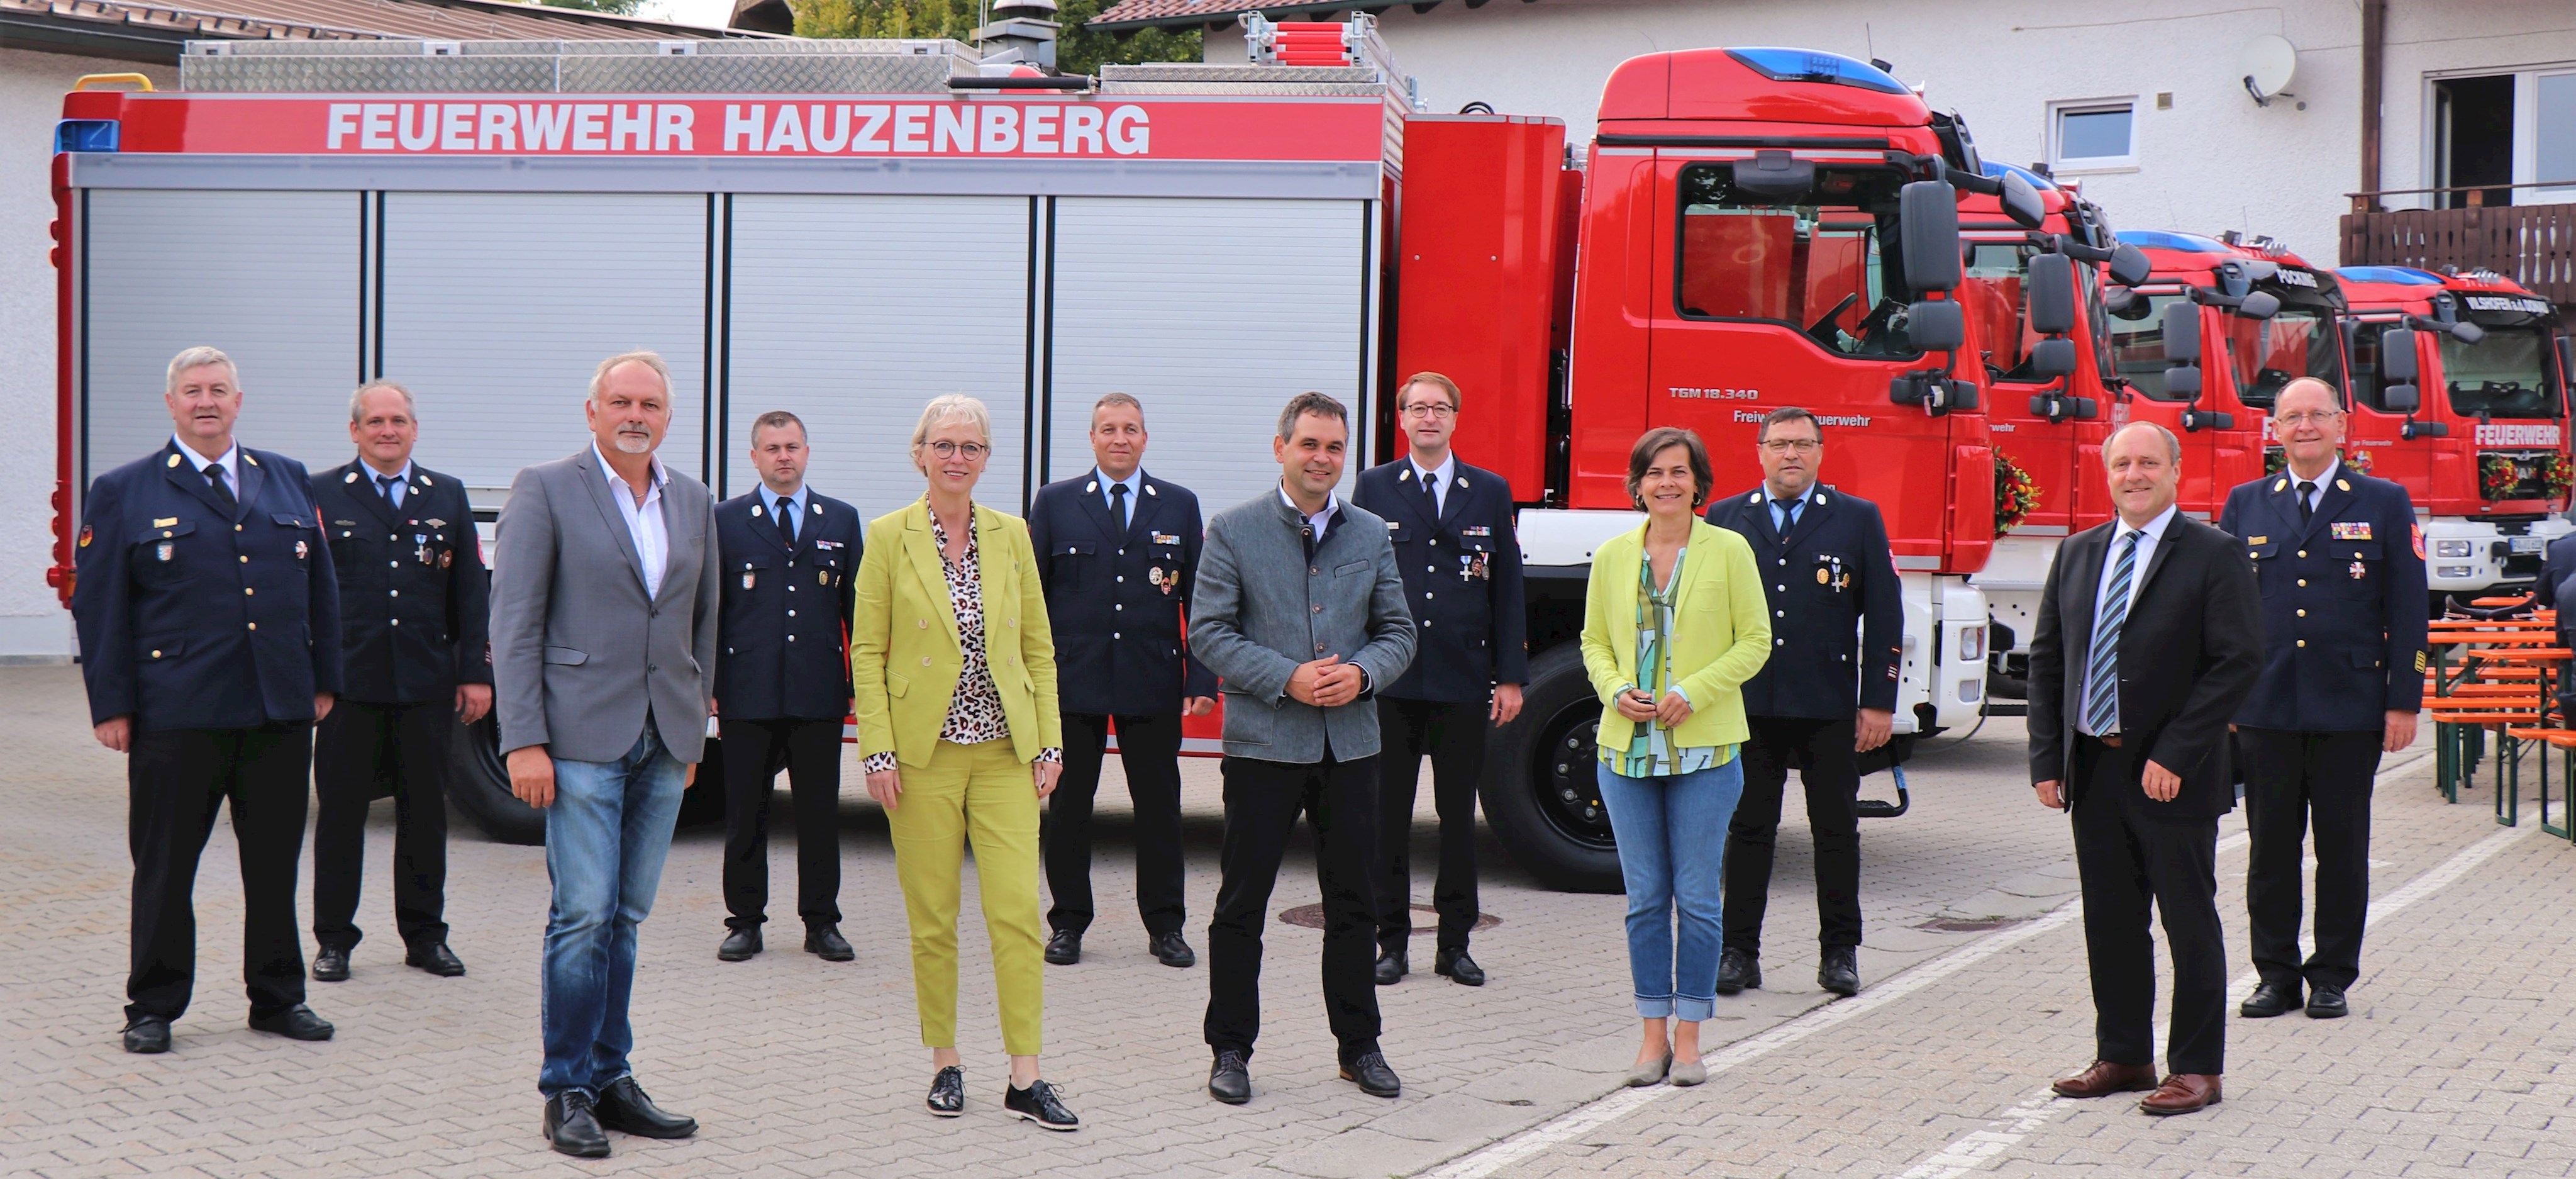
left=2379, top=2, right=2576, bottom=206
left=0, top=49, right=177, bottom=661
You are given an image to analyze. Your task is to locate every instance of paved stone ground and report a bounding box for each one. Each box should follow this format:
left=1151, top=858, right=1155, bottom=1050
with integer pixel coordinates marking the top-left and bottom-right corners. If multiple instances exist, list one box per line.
left=3, top=658, right=2565, bottom=1178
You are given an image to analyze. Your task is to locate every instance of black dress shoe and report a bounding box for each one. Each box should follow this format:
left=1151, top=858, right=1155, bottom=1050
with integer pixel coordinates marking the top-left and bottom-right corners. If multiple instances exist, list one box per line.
left=247, top=1005, right=334, bottom=1041
left=1715, top=948, right=1760, bottom=995
left=1004, top=1078, right=1080, bottom=1131
left=926, top=1065, right=965, bottom=1117
left=544, top=1091, right=611, bottom=1159
left=1208, top=1051, right=1252, bottom=1105
left=1434, top=947, right=1485, bottom=986
left=1818, top=946, right=1860, bottom=998
left=1151, top=932, right=1196, bottom=968
left=122, top=1016, right=170, bottom=1054
left=2240, top=980, right=2301, bottom=1018
left=406, top=942, right=466, bottom=977
left=311, top=947, right=350, bottom=982
left=718, top=927, right=762, bottom=962
left=1044, top=929, right=1082, bottom=966
left=1340, top=1051, right=1401, bottom=1098
left=1373, top=947, right=1407, bottom=986
left=594, top=1075, right=697, bottom=1138
left=805, top=925, right=855, bottom=962
left=2306, top=984, right=2350, bottom=1019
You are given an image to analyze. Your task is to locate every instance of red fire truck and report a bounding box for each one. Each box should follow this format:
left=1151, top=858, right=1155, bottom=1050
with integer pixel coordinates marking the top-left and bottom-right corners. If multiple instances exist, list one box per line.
left=2333, top=266, right=2574, bottom=608
left=48, top=35, right=2022, bottom=889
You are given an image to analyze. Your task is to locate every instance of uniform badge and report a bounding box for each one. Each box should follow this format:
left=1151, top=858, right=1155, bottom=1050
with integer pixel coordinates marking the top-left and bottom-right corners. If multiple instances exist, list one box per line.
left=155, top=542, right=173, bottom=562
left=2246, top=535, right=2267, bottom=545
left=2349, top=560, right=2367, bottom=580
left=77, top=525, right=91, bottom=548
left=332, top=519, right=356, bottom=527
left=1463, top=525, right=1492, bottom=537
left=1152, top=532, right=1180, bottom=546
left=742, top=570, right=756, bottom=590
left=295, top=540, right=308, bottom=560
left=2415, top=651, right=2428, bottom=672
left=1458, top=554, right=1475, bottom=582
left=1818, top=567, right=1830, bottom=584
left=818, top=569, right=829, bottom=586
left=2412, top=523, right=2426, bottom=560
left=426, top=518, right=445, bottom=528
left=1148, top=566, right=1165, bottom=589
left=2335, top=479, right=2351, bottom=491
left=1470, top=553, right=1490, bottom=581
left=152, top=517, right=177, bottom=528
left=416, top=543, right=435, bottom=566
left=2331, top=522, right=2372, bottom=541
left=440, top=550, right=452, bottom=568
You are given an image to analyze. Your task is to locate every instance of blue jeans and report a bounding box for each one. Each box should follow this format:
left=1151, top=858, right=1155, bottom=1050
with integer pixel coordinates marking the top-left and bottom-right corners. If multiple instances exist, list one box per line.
left=1597, top=759, right=1744, bottom=1022
left=539, top=724, right=687, bottom=1097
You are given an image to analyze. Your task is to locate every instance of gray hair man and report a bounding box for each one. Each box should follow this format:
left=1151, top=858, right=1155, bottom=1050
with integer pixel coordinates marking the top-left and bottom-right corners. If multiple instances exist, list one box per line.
left=492, top=350, right=719, bottom=1158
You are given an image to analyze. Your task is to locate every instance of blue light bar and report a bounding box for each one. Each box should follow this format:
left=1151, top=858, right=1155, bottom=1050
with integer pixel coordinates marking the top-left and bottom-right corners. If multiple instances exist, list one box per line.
left=1980, top=161, right=2057, bottom=191
left=2333, top=266, right=2445, bottom=286
left=54, top=119, right=118, bottom=153
left=1724, top=48, right=1910, bottom=96
left=2119, top=230, right=2230, bottom=254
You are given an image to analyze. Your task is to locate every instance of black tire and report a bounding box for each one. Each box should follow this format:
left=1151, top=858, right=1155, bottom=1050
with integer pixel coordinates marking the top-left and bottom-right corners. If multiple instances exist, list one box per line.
left=448, top=713, right=545, bottom=846
left=1481, top=643, right=1623, bottom=893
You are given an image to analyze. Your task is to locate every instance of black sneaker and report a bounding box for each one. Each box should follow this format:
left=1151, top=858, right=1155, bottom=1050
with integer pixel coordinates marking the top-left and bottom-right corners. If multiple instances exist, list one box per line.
left=1004, top=1079, right=1080, bottom=1131
left=926, top=1066, right=964, bottom=1117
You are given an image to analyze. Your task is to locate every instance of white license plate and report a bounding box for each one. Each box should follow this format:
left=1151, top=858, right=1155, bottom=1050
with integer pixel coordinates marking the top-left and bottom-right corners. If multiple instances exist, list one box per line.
left=2511, top=536, right=2545, bottom=554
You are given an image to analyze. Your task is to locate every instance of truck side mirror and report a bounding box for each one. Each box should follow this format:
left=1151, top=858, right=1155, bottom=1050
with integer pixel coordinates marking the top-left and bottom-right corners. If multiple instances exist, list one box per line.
left=2382, top=327, right=2418, bottom=382
left=2030, top=338, right=2078, bottom=377
left=2162, top=301, right=2200, bottom=364
left=1730, top=150, right=1815, bottom=198
left=2449, top=320, right=2485, bottom=345
left=2382, top=383, right=2420, bottom=414
left=1999, top=170, right=2045, bottom=230
left=2165, top=365, right=2203, bottom=396
left=2026, top=253, right=2076, bottom=335
left=2235, top=291, right=2281, bottom=320
left=2107, top=242, right=2151, bottom=287
left=1904, top=298, right=1965, bottom=352
left=1899, top=180, right=1962, bottom=293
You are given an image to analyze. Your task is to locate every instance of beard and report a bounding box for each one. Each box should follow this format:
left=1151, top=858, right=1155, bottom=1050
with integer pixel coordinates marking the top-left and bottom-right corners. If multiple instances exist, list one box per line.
left=613, top=430, right=654, bottom=455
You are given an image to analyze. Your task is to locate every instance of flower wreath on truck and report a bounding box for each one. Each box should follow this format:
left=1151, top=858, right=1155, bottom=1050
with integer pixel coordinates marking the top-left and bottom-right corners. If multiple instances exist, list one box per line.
left=1995, top=451, right=2041, bottom=535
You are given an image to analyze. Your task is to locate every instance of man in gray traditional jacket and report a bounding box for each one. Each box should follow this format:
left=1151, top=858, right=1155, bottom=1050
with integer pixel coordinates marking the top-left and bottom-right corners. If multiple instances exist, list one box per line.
left=1189, top=391, right=1416, bottom=1107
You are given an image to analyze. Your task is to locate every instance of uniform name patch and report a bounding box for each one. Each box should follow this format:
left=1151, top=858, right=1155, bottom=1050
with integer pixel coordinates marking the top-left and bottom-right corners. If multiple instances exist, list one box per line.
left=2246, top=535, right=2268, bottom=545
left=152, top=517, right=179, bottom=528
left=2331, top=522, right=2372, bottom=541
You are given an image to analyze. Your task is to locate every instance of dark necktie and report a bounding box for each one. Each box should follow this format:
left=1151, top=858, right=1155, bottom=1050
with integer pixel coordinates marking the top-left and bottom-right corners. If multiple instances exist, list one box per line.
left=2297, top=481, right=2317, bottom=527
left=2082, top=529, right=2143, bottom=735
left=1421, top=470, right=1441, bottom=521
left=774, top=496, right=797, bottom=547
left=1772, top=498, right=1796, bottom=540
left=376, top=474, right=400, bottom=507
left=1109, top=481, right=1130, bottom=532
left=203, top=462, right=236, bottom=515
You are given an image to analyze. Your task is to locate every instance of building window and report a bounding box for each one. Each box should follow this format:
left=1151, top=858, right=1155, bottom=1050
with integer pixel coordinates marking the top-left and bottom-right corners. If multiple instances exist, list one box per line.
left=2049, top=101, right=2136, bottom=172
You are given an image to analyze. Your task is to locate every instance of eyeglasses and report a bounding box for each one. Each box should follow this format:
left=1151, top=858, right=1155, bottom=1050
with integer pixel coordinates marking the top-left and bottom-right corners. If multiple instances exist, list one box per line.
left=2275, top=411, right=2343, bottom=426
left=1759, top=439, right=1822, bottom=454
left=1399, top=403, right=1456, bottom=419
left=925, top=440, right=989, bottom=459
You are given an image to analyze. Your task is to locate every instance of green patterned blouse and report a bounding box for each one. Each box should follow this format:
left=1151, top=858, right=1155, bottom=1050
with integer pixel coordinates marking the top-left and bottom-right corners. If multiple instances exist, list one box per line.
left=1604, top=545, right=1739, bottom=777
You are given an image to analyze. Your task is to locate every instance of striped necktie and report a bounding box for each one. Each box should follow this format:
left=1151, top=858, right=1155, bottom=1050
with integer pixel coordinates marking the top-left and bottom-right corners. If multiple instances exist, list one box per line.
left=2082, top=529, right=2144, bottom=735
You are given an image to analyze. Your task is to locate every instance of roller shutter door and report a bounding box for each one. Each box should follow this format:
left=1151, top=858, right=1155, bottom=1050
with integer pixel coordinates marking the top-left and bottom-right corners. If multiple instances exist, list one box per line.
left=82, top=189, right=360, bottom=483
left=379, top=193, right=709, bottom=493
left=724, top=194, right=1031, bottom=514
left=1046, top=198, right=1371, bottom=511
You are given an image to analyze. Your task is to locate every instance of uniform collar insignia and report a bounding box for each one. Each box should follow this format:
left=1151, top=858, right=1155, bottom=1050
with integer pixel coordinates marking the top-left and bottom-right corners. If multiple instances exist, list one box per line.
left=242, top=454, right=258, bottom=466
left=2335, top=479, right=2350, bottom=491
left=343, top=471, right=358, bottom=483
left=1813, top=493, right=1826, bottom=505
left=752, top=503, right=763, bottom=516
left=1084, top=481, right=1098, bottom=493
left=1455, top=476, right=1468, bottom=489
left=1144, top=484, right=1157, bottom=496
left=419, top=475, right=431, bottom=487
left=1397, top=468, right=1410, bottom=481
left=165, top=454, right=181, bottom=468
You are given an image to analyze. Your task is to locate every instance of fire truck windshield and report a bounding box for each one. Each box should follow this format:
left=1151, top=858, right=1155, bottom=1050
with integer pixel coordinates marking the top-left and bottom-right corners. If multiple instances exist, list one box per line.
left=1965, top=242, right=2101, bottom=383
left=2443, top=327, right=2562, bottom=418
left=2224, top=306, right=2340, bottom=409
left=1674, top=164, right=1916, bottom=357
left=2106, top=291, right=2194, bottom=400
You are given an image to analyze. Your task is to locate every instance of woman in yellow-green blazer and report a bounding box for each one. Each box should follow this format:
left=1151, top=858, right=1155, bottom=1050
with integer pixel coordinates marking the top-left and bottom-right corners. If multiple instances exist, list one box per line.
left=851, top=394, right=1078, bottom=1131
left=1579, top=427, right=1771, bottom=1090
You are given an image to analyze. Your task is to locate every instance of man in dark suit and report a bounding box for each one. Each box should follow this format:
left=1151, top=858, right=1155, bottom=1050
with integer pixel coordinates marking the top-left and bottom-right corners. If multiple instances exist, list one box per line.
left=1028, top=393, right=1215, bottom=969
left=308, top=381, right=489, bottom=984
left=1704, top=406, right=1902, bottom=998
left=71, top=346, right=343, bottom=1054
left=1353, top=372, right=1524, bottom=988
left=2029, top=420, right=2262, bottom=1117
left=714, top=411, right=863, bottom=964
left=2218, top=378, right=2426, bottom=1020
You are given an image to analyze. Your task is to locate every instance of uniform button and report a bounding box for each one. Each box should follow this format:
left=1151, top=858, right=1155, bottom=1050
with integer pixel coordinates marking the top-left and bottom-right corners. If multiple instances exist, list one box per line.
left=1776, top=610, right=1785, bottom=618
left=1775, top=639, right=1784, bottom=646
left=787, top=610, right=796, bottom=617
left=238, top=556, right=248, bottom=564
left=1116, top=603, right=1124, bottom=611
left=1114, top=632, right=1122, bottom=639
left=1777, top=557, right=1786, bottom=566
left=247, top=622, right=256, bottom=630
left=390, top=618, right=400, bottom=626
left=1777, top=584, right=1785, bottom=591
left=789, top=634, right=797, bottom=642
left=2297, top=550, right=2307, bottom=558
left=1116, top=576, right=1124, bottom=583
left=150, top=649, right=162, bottom=659
left=2298, top=579, right=2307, bottom=587
left=1118, top=549, right=1125, bottom=556
left=2296, top=609, right=2306, bottom=617
left=235, top=524, right=243, bottom=532
left=788, top=585, right=797, bottom=592
left=243, top=587, right=254, bottom=596
left=1426, top=592, right=1435, bottom=600
left=2296, top=639, right=2306, bottom=648
left=389, top=561, right=398, bottom=567
left=1430, top=539, right=1438, bottom=547
left=389, top=590, right=399, bottom=598
left=1424, top=619, right=1433, bottom=627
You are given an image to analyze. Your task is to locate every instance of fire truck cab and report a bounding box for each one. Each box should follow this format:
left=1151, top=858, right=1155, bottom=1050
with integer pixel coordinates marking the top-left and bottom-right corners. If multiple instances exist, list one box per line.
left=2335, top=265, right=2575, bottom=606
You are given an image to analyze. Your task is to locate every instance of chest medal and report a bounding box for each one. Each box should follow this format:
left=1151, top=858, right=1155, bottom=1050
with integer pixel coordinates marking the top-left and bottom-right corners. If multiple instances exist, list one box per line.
left=295, top=540, right=308, bottom=561
left=741, top=569, right=756, bottom=590
left=2350, top=560, right=2368, bottom=581
left=2330, top=522, right=2372, bottom=541
left=156, top=542, right=174, bottom=562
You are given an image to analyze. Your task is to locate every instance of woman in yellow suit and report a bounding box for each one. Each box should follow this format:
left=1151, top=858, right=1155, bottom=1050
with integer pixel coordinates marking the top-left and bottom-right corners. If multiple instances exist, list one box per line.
left=851, top=394, right=1077, bottom=1131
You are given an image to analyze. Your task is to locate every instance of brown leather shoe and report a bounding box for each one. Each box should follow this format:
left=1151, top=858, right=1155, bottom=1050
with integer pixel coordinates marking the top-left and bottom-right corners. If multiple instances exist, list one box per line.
left=2138, top=1073, right=2222, bottom=1115
left=2050, top=1061, right=2158, bottom=1098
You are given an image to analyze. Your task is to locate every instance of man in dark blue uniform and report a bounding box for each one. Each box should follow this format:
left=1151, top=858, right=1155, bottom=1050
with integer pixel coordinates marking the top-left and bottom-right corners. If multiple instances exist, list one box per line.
left=2219, top=377, right=2427, bottom=1021
left=1354, top=372, right=1526, bottom=988
left=71, top=346, right=342, bottom=1054
left=714, top=411, right=863, bottom=963
left=308, top=381, right=489, bottom=983
left=1029, top=393, right=1214, bottom=969
left=1706, top=406, right=1903, bottom=998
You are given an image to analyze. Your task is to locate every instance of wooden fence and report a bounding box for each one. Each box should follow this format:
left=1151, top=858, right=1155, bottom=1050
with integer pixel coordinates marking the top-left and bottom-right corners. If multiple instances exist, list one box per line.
left=2339, top=203, right=2576, bottom=306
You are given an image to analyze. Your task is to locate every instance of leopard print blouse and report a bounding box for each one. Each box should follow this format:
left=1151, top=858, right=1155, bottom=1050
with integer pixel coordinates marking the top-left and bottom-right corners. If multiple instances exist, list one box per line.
left=861, top=505, right=1060, bottom=774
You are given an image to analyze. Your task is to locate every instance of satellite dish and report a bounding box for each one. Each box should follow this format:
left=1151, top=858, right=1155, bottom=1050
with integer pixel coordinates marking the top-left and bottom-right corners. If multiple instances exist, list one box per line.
left=2240, top=35, right=2297, bottom=107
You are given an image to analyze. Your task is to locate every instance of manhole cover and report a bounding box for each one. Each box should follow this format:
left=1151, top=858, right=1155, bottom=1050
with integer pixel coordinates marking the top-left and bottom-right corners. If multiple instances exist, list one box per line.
left=1278, top=903, right=1500, bottom=933
left=1914, top=917, right=2031, bottom=933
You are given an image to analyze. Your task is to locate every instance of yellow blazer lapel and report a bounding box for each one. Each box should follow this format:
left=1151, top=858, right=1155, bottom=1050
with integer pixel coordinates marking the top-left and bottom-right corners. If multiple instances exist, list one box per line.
left=974, top=503, right=1011, bottom=615
left=1676, top=518, right=1723, bottom=608
left=902, top=502, right=960, bottom=644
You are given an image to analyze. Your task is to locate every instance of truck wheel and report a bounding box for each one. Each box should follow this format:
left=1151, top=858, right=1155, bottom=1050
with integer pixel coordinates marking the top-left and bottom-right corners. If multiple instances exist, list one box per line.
left=448, top=714, right=545, bottom=846
left=1482, top=644, right=1623, bottom=893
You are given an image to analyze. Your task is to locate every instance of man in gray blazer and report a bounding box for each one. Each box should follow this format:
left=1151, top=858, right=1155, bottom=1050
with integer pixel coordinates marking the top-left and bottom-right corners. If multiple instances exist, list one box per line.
left=493, top=351, right=720, bottom=1159
left=1191, top=391, right=1416, bottom=1106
